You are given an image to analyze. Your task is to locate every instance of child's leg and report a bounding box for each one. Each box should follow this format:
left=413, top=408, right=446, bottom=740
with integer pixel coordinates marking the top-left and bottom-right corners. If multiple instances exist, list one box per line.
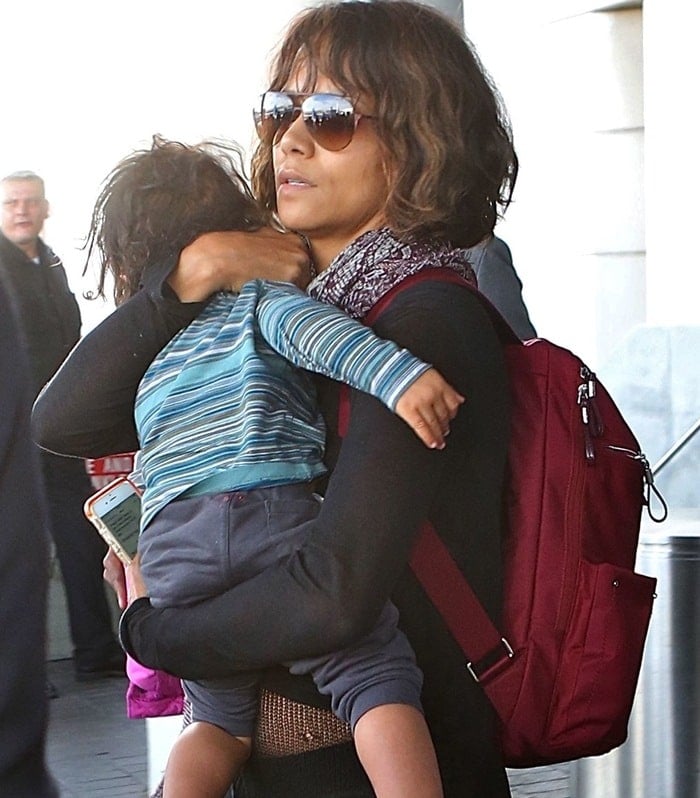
left=289, top=602, right=443, bottom=798
left=165, top=675, right=259, bottom=798
left=354, top=703, right=443, bottom=798
left=162, top=721, right=250, bottom=798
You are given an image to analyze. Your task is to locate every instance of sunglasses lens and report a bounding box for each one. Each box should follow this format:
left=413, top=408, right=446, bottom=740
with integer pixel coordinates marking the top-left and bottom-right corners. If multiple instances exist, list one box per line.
left=301, top=94, right=355, bottom=151
left=255, top=92, right=358, bottom=151
left=255, top=92, right=296, bottom=142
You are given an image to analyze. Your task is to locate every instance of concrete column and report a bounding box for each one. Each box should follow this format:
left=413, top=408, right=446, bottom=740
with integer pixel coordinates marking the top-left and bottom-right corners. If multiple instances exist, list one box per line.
left=461, top=3, right=645, bottom=366
left=643, top=0, right=700, bottom=324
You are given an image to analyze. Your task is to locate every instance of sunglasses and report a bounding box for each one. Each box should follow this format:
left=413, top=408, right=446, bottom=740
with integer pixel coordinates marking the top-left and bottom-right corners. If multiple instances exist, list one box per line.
left=254, top=91, right=375, bottom=152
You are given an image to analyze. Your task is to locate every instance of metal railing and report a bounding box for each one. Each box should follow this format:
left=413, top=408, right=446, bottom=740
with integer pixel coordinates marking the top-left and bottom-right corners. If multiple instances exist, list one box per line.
left=652, top=416, right=700, bottom=476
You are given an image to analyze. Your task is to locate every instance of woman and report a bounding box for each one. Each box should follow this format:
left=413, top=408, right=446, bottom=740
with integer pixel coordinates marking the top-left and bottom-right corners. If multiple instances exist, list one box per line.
left=33, top=2, right=516, bottom=795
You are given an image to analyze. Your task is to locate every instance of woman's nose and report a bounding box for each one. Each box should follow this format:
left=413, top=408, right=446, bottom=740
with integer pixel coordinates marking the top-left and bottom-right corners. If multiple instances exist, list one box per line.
left=277, top=113, right=312, bottom=154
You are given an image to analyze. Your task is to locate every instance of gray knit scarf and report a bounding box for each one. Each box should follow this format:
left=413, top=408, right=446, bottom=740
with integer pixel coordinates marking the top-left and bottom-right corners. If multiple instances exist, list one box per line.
left=307, top=228, right=476, bottom=319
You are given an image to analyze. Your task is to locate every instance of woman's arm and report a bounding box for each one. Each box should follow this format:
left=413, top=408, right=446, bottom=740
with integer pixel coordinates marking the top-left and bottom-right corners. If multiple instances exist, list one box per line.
left=120, top=282, right=507, bottom=679
left=32, top=285, right=203, bottom=458
left=32, top=229, right=312, bottom=458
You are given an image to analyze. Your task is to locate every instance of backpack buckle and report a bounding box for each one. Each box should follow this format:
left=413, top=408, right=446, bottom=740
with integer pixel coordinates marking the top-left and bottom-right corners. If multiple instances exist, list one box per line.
left=466, top=637, right=514, bottom=683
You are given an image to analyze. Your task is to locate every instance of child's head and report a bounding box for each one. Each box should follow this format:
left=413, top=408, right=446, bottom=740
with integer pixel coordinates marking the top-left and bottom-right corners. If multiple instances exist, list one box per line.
left=87, top=136, right=268, bottom=305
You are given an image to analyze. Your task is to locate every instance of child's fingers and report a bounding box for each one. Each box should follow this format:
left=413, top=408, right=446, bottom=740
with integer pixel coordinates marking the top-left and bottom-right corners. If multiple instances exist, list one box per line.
left=433, top=390, right=465, bottom=430
left=394, top=369, right=465, bottom=448
left=410, top=409, right=446, bottom=449
left=433, top=397, right=456, bottom=431
left=442, top=388, right=465, bottom=417
left=419, top=389, right=466, bottom=445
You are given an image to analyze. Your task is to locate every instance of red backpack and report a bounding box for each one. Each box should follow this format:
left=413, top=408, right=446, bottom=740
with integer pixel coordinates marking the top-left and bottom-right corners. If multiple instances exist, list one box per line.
left=364, top=269, right=665, bottom=768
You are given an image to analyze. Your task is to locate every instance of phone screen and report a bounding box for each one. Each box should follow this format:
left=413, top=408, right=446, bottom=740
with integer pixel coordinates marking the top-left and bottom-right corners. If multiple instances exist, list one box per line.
left=99, top=492, right=141, bottom=560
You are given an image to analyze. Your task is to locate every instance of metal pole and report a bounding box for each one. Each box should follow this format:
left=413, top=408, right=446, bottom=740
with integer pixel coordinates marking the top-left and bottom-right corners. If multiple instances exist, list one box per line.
left=652, top=417, right=700, bottom=476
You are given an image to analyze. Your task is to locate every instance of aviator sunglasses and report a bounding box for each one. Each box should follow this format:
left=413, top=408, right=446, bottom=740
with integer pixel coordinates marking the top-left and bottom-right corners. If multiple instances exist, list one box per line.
left=254, top=91, right=375, bottom=152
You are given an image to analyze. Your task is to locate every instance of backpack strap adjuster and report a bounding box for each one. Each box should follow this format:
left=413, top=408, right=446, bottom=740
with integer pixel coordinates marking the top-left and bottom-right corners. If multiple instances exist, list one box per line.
left=466, top=637, right=514, bottom=683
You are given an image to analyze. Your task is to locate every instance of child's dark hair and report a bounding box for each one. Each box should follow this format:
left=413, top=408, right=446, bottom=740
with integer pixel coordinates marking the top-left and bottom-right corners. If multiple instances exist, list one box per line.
left=86, top=136, right=269, bottom=305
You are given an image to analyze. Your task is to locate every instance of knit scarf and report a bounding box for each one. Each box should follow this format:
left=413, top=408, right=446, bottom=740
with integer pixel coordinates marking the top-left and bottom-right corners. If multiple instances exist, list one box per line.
left=307, top=228, right=476, bottom=319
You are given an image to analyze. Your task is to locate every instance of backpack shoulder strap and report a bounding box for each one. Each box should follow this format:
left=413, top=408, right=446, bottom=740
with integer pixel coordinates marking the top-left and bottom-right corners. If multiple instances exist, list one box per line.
left=411, top=522, right=513, bottom=683
left=363, top=267, right=516, bottom=684
left=363, top=267, right=522, bottom=347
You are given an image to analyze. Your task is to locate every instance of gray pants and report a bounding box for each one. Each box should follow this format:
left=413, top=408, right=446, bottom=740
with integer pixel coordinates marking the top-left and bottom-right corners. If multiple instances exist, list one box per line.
left=139, top=484, right=423, bottom=736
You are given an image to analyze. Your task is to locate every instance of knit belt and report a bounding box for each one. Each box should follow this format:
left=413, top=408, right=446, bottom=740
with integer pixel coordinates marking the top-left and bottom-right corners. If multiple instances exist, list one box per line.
left=254, top=688, right=352, bottom=756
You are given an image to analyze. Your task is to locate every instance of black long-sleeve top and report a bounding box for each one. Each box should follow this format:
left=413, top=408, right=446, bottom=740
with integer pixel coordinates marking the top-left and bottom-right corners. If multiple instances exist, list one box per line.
left=33, top=277, right=512, bottom=797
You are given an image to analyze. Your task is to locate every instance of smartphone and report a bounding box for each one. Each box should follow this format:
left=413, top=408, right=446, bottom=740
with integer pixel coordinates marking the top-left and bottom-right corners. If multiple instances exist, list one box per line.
left=84, top=476, right=142, bottom=565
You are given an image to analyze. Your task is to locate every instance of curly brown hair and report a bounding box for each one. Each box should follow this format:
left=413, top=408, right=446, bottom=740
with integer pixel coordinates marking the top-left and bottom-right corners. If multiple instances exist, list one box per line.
left=251, top=0, right=517, bottom=249
left=85, top=136, right=268, bottom=305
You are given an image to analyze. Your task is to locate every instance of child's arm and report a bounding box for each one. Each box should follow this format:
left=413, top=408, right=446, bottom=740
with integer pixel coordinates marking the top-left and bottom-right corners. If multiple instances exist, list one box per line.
left=252, top=280, right=464, bottom=449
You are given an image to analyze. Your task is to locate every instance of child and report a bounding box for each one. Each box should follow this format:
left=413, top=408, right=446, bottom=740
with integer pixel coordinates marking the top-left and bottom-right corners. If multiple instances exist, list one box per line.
left=88, top=136, right=460, bottom=798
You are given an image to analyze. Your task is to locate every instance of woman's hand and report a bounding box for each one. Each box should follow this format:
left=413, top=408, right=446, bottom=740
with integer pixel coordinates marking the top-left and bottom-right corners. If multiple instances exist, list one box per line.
left=395, top=368, right=465, bottom=450
left=124, top=554, right=149, bottom=606
left=103, top=548, right=128, bottom=610
left=103, top=550, right=149, bottom=609
left=168, top=228, right=313, bottom=301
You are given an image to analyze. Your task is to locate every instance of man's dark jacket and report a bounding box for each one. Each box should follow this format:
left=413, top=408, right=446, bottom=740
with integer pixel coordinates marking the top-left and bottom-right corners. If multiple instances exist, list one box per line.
left=0, top=275, right=59, bottom=796
left=0, top=232, right=81, bottom=396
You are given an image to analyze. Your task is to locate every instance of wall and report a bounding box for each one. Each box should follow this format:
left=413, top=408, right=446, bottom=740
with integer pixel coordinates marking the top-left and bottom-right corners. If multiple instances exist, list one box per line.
left=644, top=0, right=700, bottom=325
left=462, top=1, right=645, bottom=368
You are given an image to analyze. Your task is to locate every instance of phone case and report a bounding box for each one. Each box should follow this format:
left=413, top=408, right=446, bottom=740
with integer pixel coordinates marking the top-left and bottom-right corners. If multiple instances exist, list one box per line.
left=84, top=477, right=142, bottom=566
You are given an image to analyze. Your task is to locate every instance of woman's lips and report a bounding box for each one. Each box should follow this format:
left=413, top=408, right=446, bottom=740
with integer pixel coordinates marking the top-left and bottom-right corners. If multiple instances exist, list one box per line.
left=276, top=168, right=314, bottom=192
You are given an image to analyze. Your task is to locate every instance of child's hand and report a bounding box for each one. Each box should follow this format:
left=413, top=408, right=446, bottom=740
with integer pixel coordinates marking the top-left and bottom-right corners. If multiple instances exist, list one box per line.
left=395, top=368, right=465, bottom=449
left=124, top=553, right=149, bottom=606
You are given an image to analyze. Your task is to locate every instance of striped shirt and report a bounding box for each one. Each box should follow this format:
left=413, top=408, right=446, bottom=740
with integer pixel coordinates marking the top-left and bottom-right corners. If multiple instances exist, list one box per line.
left=135, top=279, right=430, bottom=528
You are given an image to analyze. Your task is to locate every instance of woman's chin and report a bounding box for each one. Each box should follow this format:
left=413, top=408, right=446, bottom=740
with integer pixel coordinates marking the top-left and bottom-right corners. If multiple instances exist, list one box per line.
left=278, top=211, right=314, bottom=237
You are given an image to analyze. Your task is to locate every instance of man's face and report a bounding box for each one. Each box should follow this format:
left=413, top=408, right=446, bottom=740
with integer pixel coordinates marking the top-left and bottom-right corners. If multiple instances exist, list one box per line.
left=0, top=179, right=49, bottom=248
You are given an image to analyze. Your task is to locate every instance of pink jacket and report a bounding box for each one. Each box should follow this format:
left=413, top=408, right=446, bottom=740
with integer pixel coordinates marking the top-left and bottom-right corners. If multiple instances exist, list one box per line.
left=126, top=654, right=184, bottom=719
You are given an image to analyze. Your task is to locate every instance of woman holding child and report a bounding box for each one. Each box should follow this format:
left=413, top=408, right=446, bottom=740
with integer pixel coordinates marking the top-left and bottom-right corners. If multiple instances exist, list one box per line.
left=33, top=2, right=517, bottom=795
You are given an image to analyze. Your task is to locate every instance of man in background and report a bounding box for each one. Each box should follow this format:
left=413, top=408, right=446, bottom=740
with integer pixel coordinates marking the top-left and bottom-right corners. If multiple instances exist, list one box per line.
left=0, top=171, right=123, bottom=681
left=0, top=275, right=58, bottom=796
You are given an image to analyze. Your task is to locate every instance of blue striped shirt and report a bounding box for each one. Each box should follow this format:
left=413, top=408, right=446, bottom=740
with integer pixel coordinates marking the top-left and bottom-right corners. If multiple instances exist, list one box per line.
left=135, top=279, right=430, bottom=528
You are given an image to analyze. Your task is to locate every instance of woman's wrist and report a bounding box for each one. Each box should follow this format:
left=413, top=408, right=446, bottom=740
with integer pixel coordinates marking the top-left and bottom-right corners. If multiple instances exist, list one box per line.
left=118, top=597, right=153, bottom=662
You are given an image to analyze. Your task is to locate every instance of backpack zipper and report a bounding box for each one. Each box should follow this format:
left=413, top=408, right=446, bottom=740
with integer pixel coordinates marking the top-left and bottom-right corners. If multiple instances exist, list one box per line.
left=577, top=366, right=603, bottom=463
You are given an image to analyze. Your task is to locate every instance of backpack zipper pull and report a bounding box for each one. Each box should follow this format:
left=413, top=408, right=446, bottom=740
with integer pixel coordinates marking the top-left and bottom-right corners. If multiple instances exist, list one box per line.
left=578, top=367, right=602, bottom=462
left=606, top=446, right=669, bottom=523
left=639, top=452, right=669, bottom=523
